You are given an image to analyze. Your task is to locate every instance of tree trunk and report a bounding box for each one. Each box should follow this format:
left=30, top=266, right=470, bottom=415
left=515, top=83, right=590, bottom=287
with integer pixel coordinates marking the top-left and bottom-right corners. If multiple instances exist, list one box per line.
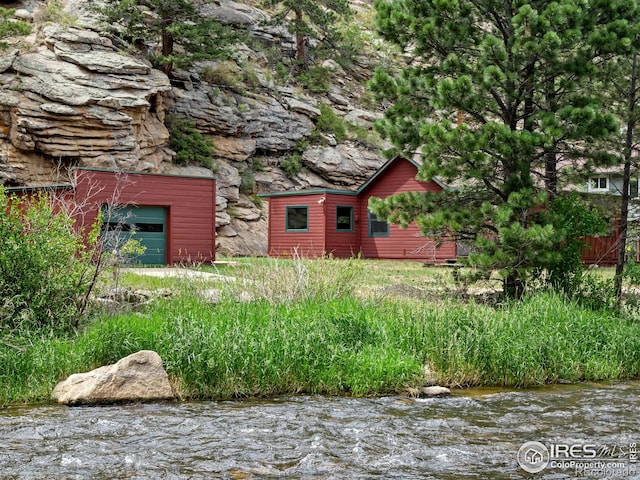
left=161, top=23, right=174, bottom=75
left=544, top=149, right=558, bottom=199
left=544, top=83, right=558, bottom=199
left=615, top=52, right=638, bottom=307
left=294, top=8, right=307, bottom=69
left=504, top=272, right=524, bottom=300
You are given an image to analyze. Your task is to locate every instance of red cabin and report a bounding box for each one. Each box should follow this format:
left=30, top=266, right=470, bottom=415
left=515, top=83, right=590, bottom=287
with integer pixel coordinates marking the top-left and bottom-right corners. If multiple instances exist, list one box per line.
left=260, top=156, right=458, bottom=262
left=7, top=168, right=216, bottom=265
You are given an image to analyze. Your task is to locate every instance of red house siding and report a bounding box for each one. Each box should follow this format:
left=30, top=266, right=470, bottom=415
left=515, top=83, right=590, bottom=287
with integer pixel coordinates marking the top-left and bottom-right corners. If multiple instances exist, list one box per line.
left=267, top=193, right=327, bottom=258
left=359, top=159, right=457, bottom=262
left=263, top=157, right=457, bottom=262
left=324, top=195, right=360, bottom=258
left=73, top=168, right=216, bottom=264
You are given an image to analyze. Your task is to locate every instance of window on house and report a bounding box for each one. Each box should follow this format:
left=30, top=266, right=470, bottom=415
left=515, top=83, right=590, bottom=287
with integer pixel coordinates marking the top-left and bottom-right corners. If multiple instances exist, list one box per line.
left=336, top=206, right=354, bottom=232
left=368, top=210, right=389, bottom=237
left=589, top=177, right=608, bottom=191
left=286, top=206, right=308, bottom=231
left=136, top=222, right=164, bottom=233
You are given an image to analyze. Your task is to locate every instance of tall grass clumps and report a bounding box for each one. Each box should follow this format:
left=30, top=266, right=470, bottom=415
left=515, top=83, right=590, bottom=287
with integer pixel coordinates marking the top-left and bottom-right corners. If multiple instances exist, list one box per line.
left=223, top=255, right=364, bottom=304
left=4, top=255, right=640, bottom=406
left=382, top=292, right=640, bottom=387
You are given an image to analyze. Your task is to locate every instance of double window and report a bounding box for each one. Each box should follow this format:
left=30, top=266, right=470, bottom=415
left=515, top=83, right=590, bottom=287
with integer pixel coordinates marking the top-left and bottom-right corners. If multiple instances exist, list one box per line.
left=286, top=206, right=308, bottom=231
left=368, top=210, right=389, bottom=237
left=589, top=177, right=608, bottom=192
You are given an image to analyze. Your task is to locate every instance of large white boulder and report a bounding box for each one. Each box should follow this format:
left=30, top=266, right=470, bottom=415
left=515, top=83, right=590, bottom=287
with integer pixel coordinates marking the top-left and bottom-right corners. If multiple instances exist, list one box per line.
left=52, top=350, right=174, bottom=405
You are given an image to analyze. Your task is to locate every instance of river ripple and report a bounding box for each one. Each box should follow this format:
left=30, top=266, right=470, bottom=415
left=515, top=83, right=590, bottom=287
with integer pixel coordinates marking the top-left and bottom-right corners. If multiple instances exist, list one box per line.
left=1, top=382, right=640, bottom=479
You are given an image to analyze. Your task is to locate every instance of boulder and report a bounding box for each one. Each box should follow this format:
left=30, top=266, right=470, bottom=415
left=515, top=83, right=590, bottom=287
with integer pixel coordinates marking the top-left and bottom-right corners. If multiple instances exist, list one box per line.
left=13, top=9, right=33, bottom=21
left=216, top=160, right=242, bottom=201
left=283, top=97, right=321, bottom=117
left=52, top=350, right=175, bottom=405
left=0, top=50, right=17, bottom=74
left=420, top=386, right=451, bottom=397
left=212, top=136, right=256, bottom=162
left=343, top=108, right=383, bottom=128
left=302, top=144, right=384, bottom=186
left=205, top=0, right=268, bottom=26
left=217, top=217, right=268, bottom=257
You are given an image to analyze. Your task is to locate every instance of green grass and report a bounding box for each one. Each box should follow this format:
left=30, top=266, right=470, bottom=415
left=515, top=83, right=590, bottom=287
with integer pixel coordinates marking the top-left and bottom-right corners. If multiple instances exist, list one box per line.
left=2, top=259, right=639, bottom=406
left=3, top=289, right=640, bottom=405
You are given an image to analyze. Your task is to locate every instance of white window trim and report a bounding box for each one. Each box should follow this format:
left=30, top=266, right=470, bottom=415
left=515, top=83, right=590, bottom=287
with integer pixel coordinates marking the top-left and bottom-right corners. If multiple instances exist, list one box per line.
left=588, top=176, right=609, bottom=192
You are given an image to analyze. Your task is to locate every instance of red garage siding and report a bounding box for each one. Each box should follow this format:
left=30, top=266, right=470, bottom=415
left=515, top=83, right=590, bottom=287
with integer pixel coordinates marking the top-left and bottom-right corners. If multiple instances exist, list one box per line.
left=73, top=168, right=216, bottom=264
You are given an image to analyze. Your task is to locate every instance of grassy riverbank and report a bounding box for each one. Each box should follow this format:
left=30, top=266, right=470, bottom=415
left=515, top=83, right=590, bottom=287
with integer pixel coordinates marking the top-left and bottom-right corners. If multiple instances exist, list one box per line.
left=3, top=268, right=640, bottom=405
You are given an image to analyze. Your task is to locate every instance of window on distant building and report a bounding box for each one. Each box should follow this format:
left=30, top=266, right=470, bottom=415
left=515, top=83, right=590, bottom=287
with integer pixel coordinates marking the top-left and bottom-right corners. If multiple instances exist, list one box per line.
left=368, top=210, right=389, bottom=237
left=336, top=206, right=354, bottom=232
left=286, top=206, right=308, bottom=231
left=589, top=177, right=609, bottom=192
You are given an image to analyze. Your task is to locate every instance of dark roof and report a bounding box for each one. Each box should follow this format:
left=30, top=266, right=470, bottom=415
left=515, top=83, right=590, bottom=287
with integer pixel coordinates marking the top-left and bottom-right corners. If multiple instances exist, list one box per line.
left=74, top=167, right=217, bottom=180
left=4, top=184, right=74, bottom=194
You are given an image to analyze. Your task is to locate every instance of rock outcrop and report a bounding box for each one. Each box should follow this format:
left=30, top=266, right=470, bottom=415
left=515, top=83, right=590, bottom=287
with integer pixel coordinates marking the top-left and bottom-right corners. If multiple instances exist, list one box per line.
left=1, top=25, right=172, bottom=180
left=1, top=0, right=389, bottom=255
left=52, top=350, right=175, bottom=405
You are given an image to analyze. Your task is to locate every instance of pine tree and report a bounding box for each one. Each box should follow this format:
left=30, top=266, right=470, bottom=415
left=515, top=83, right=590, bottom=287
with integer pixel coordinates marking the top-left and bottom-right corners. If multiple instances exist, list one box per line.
left=94, top=0, right=241, bottom=75
left=262, top=0, right=351, bottom=68
left=370, top=0, right=640, bottom=298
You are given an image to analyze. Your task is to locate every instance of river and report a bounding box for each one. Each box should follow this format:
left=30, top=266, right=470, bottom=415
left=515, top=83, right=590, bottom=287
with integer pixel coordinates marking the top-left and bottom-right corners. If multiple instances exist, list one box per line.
left=1, top=382, right=639, bottom=479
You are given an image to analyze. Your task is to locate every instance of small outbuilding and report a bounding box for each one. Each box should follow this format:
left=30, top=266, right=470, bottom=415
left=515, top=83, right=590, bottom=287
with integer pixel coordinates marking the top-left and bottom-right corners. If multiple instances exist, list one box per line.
left=260, top=156, right=458, bottom=262
left=8, top=168, right=217, bottom=265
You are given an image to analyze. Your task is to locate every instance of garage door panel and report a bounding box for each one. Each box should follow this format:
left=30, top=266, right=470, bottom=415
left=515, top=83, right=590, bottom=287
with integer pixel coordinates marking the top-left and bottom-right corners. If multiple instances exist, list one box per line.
left=102, top=205, right=167, bottom=265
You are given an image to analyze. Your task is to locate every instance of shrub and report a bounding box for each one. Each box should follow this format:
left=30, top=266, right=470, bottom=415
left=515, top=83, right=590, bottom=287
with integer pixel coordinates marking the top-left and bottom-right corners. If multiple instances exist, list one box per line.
left=543, top=193, right=609, bottom=301
left=0, top=187, right=99, bottom=332
left=281, top=153, right=303, bottom=178
left=0, top=7, right=31, bottom=49
left=317, top=103, right=347, bottom=141
left=346, top=122, right=382, bottom=149
left=199, top=62, right=244, bottom=91
left=252, top=158, right=266, bottom=172
left=165, top=114, right=218, bottom=172
left=297, top=66, right=332, bottom=93
left=275, top=62, right=289, bottom=84
left=35, top=0, right=77, bottom=26
left=239, top=168, right=256, bottom=195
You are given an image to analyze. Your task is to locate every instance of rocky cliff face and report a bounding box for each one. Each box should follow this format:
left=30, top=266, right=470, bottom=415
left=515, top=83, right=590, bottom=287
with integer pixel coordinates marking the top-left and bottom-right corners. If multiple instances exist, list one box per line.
left=0, top=0, right=388, bottom=256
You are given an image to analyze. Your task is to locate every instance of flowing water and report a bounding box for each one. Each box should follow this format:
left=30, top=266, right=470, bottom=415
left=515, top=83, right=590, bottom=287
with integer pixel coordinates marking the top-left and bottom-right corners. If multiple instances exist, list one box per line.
left=2, top=382, right=640, bottom=479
